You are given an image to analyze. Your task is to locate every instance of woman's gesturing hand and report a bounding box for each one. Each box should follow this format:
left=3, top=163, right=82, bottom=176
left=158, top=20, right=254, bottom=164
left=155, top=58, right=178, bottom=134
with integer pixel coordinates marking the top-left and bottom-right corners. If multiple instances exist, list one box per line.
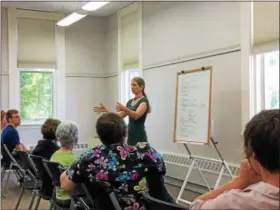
left=94, top=103, right=108, bottom=113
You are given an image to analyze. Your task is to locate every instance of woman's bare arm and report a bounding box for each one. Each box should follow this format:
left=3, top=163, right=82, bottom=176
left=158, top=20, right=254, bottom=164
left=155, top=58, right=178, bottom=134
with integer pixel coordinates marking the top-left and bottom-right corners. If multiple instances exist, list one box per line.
left=118, top=102, right=147, bottom=120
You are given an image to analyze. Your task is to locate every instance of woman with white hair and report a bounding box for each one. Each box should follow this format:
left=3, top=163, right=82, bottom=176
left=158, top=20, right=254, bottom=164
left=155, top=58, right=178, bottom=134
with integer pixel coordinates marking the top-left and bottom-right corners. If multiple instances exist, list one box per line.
left=50, top=121, right=78, bottom=207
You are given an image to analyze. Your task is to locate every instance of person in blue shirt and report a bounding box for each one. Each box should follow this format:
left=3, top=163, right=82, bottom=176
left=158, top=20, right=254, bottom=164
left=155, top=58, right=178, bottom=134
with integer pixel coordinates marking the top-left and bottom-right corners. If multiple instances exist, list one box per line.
left=1, top=109, right=28, bottom=167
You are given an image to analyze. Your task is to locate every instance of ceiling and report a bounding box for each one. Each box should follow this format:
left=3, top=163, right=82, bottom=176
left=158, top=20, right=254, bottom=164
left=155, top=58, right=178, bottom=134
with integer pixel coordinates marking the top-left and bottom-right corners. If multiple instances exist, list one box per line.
left=1, top=1, right=133, bottom=16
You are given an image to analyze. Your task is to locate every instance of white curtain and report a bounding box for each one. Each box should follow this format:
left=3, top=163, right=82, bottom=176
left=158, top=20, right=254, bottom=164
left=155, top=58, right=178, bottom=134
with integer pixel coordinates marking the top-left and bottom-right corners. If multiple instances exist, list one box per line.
left=17, top=18, right=56, bottom=68
left=252, top=2, right=279, bottom=53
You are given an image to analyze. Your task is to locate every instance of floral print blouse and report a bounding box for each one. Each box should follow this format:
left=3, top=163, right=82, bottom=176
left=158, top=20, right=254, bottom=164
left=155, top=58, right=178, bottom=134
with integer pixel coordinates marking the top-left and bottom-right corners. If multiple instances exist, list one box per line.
left=66, top=142, right=166, bottom=209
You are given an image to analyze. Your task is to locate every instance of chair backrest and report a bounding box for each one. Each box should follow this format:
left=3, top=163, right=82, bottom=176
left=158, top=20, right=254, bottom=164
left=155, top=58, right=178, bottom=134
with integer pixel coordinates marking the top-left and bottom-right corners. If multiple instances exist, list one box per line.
left=42, top=160, right=63, bottom=187
left=14, top=150, right=37, bottom=180
left=82, top=181, right=122, bottom=210
left=146, top=169, right=175, bottom=203
left=1, top=142, right=20, bottom=168
left=14, top=150, right=30, bottom=170
left=29, top=155, right=45, bottom=178
left=29, top=154, right=55, bottom=198
left=141, top=193, right=188, bottom=210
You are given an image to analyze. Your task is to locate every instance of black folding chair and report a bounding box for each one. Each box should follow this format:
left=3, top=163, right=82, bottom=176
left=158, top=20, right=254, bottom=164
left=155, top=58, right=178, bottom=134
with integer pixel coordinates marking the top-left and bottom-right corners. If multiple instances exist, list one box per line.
left=43, top=159, right=96, bottom=210
left=81, top=181, right=122, bottom=210
left=42, top=160, right=72, bottom=210
left=1, top=144, right=37, bottom=210
left=141, top=193, right=188, bottom=210
left=14, top=151, right=41, bottom=210
left=1, top=142, right=22, bottom=195
left=146, top=167, right=176, bottom=203
left=28, top=155, right=53, bottom=210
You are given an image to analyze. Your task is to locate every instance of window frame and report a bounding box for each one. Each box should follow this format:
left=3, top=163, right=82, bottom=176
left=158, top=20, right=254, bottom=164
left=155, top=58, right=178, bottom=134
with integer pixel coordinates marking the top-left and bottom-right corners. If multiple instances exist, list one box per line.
left=19, top=68, right=56, bottom=125
left=251, top=50, right=279, bottom=115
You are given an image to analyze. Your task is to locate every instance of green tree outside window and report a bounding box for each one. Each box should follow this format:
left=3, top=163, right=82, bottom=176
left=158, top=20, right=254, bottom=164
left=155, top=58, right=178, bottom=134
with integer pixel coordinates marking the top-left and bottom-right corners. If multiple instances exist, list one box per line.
left=20, top=71, right=53, bottom=121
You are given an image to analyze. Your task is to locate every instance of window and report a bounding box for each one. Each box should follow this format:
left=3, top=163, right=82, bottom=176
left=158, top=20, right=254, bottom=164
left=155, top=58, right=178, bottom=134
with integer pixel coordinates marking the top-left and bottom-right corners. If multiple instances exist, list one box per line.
left=252, top=50, right=279, bottom=113
left=20, top=68, right=54, bottom=123
left=120, top=69, right=141, bottom=123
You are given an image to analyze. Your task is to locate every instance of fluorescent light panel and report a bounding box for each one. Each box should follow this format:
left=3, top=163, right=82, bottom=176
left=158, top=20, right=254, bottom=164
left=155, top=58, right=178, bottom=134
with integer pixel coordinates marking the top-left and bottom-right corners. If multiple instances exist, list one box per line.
left=57, top=12, right=87, bottom=27
left=82, top=1, right=109, bottom=11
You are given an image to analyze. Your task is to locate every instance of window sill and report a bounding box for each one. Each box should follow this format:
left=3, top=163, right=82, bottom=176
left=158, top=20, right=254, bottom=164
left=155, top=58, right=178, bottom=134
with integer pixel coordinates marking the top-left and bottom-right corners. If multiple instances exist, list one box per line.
left=20, top=120, right=45, bottom=127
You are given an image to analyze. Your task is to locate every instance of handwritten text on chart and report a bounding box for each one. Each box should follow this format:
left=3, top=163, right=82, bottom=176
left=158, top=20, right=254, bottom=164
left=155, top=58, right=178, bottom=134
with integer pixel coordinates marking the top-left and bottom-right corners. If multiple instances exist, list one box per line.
left=176, top=70, right=210, bottom=141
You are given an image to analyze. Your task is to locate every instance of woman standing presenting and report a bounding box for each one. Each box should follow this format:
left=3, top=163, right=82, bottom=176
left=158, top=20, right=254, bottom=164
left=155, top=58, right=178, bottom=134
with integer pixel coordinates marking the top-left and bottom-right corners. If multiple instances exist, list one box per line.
left=94, top=77, right=150, bottom=146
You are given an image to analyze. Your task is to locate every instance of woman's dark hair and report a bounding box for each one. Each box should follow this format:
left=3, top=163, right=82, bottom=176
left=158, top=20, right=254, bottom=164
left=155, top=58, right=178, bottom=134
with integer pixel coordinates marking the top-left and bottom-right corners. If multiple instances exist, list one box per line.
left=132, top=77, right=151, bottom=113
left=243, top=109, right=280, bottom=173
left=41, top=118, right=61, bottom=140
left=96, top=113, right=127, bottom=145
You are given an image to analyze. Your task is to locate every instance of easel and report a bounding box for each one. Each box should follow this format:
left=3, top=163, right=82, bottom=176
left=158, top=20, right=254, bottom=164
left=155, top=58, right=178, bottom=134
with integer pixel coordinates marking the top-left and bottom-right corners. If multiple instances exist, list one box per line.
left=173, top=66, right=234, bottom=205
left=176, top=137, right=234, bottom=205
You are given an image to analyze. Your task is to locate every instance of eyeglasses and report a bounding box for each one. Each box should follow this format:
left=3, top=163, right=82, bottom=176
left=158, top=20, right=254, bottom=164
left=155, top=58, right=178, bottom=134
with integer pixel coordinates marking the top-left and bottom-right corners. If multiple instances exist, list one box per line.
left=12, top=115, right=20, bottom=119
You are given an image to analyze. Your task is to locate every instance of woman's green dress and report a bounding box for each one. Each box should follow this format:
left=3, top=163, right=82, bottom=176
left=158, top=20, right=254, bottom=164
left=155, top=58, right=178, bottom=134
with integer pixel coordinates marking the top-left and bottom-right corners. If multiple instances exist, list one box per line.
left=126, top=96, right=150, bottom=146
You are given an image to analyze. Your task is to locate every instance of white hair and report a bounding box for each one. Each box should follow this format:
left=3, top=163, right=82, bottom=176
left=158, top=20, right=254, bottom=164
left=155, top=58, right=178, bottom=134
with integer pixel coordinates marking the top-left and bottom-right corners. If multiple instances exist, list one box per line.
left=55, top=121, right=78, bottom=148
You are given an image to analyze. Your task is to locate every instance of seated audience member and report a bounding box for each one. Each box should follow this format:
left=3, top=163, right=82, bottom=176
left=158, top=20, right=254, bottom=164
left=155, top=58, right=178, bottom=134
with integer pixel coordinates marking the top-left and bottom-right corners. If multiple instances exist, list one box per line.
left=190, top=109, right=280, bottom=210
left=1, top=109, right=28, bottom=167
left=1, top=110, right=7, bottom=130
left=60, top=113, right=173, bottom=209
left=50, top=121, right=78, bottom=206
left=32, top=118, right=61, bottom=197
left=32, top=118, right=61, bottom=160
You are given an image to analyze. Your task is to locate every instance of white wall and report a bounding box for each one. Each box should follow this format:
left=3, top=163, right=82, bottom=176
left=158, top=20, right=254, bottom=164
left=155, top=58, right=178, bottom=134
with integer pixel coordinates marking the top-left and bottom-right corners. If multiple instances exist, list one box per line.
left=65, top=16, right=106, bottom=76
left=104, top=14, right=119, bottom=110
left=142, top=2, right=240, bottom=68
left=65, top=16, right=107, bottom=144
left=1, top=8, right=9, bottom=111
left=105, top=14, right=118, bottom=76
left=142, top=2, right=242, bottom=164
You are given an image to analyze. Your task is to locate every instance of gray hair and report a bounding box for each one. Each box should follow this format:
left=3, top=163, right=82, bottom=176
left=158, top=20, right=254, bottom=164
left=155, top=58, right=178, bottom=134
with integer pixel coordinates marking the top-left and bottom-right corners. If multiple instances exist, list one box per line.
left=55, top=121, right=79, bottom=148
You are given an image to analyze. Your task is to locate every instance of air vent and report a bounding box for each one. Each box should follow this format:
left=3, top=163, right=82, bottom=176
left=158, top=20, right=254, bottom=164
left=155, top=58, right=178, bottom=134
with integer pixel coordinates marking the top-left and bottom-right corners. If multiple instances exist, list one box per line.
left=73, top=143, right=88, bottom=150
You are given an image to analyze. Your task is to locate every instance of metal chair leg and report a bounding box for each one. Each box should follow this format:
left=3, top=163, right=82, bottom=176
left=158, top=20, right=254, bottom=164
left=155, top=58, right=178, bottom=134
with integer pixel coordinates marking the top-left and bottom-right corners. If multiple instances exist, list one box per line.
left=1, top=168, right=6, bottom=192
left=2, top=167, right=12, bottom=195
left=14, top=187, right=25, bottom=210
left=48, top=201, right=54, bottom=210
left=1, top=167, right=6, bottom=182
left=27, top=186, right=37, bottom=210
left=69, top=199, right=76, bottom=210
left=33, top=194, right=41, bottom=210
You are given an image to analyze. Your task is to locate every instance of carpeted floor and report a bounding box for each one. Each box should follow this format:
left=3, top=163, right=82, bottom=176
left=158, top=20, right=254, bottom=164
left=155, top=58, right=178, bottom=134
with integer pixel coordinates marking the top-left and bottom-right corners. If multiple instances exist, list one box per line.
left=1, top=178, right=198, bottom=209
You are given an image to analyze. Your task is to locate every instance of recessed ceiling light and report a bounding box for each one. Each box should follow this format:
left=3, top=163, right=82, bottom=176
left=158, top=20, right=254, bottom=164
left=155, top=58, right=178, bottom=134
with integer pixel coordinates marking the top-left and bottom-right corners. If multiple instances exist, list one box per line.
left=82, top=1, right=109, bottom=11
left=57, top=12, right=87, bottom=27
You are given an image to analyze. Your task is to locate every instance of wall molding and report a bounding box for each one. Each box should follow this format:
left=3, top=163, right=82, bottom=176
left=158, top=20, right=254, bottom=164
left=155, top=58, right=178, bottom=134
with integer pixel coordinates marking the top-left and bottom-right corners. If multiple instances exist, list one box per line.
left=66, top=72, right=118, bottom=78
left=1, top=72, right=119, bottom=78
left=143, top=44, right=241, bottom=71
left=1, top=72, right=9, bottom=76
